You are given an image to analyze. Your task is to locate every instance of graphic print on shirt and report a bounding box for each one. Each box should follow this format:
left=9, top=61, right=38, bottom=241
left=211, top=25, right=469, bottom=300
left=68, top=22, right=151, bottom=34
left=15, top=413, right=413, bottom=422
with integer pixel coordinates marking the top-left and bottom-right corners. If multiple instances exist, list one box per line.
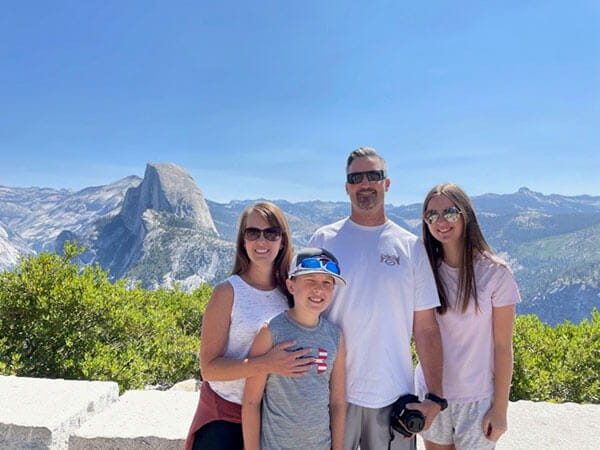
left=288, top=347, right=329, bottom=374
left=315, top=348, right=328, bottom=374
left=380, top=253, right=400, bottom=266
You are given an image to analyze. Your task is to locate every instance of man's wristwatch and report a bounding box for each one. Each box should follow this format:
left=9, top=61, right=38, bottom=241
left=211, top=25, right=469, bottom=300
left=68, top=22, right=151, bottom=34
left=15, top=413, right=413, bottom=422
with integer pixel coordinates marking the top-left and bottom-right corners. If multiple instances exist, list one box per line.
left=425, top=393, right=448, bottom=411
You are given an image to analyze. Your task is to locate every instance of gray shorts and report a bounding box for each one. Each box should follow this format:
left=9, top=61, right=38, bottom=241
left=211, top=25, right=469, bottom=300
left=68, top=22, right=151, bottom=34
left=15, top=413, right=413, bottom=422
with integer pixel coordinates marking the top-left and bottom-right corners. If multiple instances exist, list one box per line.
left=344, top=402, right=416, bottom=450
left=420, top=397, right=496, bottom=450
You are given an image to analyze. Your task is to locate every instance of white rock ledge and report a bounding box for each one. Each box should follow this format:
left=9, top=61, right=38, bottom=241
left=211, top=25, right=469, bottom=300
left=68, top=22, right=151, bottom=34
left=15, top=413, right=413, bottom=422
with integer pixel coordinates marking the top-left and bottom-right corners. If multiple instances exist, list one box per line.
left=0, top=375, right=119, bottom=450
left=68, top=390, right=198, bottom=450
left=2, top=375, right=599, bottom=449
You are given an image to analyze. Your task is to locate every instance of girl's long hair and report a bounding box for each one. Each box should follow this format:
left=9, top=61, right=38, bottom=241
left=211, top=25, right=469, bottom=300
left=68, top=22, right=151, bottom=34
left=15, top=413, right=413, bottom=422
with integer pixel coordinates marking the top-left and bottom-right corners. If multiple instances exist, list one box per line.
left=231, top=201, right=293, bottom=297
left=422, top=183, right=502, bottom=314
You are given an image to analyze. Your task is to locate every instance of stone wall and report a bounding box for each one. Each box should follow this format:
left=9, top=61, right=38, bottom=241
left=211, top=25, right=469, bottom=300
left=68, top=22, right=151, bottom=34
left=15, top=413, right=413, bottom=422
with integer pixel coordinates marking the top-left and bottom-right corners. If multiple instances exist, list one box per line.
left=1, top=375, right=598, bottom=449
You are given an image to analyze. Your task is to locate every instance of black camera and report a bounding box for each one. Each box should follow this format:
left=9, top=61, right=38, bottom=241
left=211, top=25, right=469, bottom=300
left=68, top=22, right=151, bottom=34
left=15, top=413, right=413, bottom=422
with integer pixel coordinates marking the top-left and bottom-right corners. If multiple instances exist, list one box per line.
left=389, top=394, right=425, bottom=437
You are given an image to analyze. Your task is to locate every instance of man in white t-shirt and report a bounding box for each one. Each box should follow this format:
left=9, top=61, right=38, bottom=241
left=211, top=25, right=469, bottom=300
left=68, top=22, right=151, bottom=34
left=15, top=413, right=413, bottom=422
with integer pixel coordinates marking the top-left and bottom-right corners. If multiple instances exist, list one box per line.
left=309, top=147, right=446, bottom=450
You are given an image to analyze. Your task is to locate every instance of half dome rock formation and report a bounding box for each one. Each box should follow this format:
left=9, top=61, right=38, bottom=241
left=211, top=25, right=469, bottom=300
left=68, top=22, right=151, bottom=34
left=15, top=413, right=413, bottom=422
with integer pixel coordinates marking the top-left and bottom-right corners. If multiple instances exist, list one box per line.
left=88, top=163, right=231, bottom=288
left=119, top=163, right=217, bottom=236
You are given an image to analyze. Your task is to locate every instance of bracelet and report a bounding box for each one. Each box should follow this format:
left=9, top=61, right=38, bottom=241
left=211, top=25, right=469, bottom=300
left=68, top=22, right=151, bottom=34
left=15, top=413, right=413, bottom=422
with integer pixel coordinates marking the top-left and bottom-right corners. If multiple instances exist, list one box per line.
left=425, top=392, right=448, bottom=411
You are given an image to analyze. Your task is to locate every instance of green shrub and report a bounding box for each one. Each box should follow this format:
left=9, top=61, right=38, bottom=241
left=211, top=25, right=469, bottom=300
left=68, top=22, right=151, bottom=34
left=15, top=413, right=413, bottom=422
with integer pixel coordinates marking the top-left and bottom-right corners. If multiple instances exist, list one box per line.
left=0, top=243, right=211, bottom=392
left=512, top=311, right=600, bottom=403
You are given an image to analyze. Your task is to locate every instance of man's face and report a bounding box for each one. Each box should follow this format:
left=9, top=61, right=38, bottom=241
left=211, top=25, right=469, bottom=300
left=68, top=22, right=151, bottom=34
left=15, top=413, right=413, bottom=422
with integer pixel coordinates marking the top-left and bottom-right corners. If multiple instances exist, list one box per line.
left=345, top=156, right=389, bottom=211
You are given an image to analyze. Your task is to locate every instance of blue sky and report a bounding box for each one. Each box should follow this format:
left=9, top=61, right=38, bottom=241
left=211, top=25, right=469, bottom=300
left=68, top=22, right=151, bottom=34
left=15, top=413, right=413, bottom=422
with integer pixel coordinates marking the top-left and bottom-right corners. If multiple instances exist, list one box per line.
left=1, top=1, right=599, bottom=205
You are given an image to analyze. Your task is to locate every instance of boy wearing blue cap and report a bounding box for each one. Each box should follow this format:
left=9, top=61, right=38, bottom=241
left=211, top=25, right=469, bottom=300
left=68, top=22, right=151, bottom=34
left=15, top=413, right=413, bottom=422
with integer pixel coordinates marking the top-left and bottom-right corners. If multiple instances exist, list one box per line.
left=242, top=247, right=347, bottom=450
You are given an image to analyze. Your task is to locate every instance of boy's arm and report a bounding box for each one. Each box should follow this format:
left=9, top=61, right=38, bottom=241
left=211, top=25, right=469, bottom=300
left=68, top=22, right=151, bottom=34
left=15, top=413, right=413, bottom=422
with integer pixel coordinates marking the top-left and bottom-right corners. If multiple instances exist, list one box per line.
left=329, top=333, right=347, bottom=450
left=242, top=324, right=273, bottom=450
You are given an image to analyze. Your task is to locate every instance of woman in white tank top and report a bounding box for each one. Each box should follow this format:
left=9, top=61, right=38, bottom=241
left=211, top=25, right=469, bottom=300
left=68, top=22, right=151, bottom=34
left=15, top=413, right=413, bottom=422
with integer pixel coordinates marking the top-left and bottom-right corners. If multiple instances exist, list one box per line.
left=185, top=202, right=314, bottom=450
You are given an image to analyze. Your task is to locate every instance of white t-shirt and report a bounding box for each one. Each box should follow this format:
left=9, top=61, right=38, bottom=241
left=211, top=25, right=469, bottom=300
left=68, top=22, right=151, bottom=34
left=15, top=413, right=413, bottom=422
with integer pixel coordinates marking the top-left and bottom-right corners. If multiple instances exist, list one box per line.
left=309, top=218, right=439, bottom=408
left=415, top=256, right=521, bottom=403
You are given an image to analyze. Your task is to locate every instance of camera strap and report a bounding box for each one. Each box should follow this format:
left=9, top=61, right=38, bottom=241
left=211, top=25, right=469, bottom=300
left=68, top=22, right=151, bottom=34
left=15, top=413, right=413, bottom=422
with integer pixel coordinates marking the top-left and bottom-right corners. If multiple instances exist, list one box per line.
left=388, top=423, right=414, bottom=450
left=388, top=424, right=395, bottom=450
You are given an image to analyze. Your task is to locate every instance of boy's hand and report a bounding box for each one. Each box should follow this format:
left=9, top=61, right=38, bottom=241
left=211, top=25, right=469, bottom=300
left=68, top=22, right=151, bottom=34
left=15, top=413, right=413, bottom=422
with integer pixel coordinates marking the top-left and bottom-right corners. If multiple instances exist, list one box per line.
left=265, top=341, right=314, bottom=377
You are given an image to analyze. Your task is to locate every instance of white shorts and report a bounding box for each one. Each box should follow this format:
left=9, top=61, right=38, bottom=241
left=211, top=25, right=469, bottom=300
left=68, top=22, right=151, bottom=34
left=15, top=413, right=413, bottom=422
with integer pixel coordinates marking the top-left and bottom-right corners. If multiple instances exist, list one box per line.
left=420, top=397, right=496, bottom=450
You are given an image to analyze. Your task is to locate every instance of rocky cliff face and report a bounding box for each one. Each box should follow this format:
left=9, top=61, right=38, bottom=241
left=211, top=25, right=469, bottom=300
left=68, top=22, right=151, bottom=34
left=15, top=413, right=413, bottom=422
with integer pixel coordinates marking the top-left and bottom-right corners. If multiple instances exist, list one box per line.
left=88, top=163, right=229, bottom=287
left=0, top=163, right=231, bottom=289
left=0, top=177, right=142, bottom=254
left=119, top=163, right=216, bottom=236
left=0, top=221, right=30, bottom=271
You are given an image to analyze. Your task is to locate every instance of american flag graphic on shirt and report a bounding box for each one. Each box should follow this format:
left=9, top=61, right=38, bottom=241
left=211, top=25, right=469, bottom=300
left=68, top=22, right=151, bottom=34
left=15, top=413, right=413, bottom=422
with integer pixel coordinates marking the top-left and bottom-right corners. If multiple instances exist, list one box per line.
left=288, top=346, right=329, bottom=374
left=314, top=348, right=328, bottom=374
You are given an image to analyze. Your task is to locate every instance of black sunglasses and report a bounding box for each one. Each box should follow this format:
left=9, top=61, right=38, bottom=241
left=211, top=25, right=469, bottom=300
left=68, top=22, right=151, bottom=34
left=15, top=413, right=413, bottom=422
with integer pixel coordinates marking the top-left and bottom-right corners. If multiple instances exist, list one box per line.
left=423, top=207, right=462, bottom=225
left=346, top=170, right=386, bottom=184
left=243, top=227, right=282, bottom=241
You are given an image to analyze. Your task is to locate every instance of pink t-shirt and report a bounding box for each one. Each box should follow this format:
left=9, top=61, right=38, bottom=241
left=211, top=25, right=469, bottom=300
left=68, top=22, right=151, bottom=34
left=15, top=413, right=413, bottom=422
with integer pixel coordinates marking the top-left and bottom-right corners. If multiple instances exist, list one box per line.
left=415, top=256, right=521, bottom=403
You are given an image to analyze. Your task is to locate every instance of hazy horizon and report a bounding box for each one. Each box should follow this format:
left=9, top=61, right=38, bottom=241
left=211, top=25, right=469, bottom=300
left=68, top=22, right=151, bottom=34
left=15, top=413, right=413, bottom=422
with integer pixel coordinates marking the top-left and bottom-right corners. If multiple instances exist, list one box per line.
left=2, top=163, right=597, bottom=209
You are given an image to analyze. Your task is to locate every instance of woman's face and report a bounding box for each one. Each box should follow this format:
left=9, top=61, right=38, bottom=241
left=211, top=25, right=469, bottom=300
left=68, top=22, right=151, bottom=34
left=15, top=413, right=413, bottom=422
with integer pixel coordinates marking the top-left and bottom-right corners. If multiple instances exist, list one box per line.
left=243, top=210, right=283, bottom=267
left=425, top=194, right=464, bottom=248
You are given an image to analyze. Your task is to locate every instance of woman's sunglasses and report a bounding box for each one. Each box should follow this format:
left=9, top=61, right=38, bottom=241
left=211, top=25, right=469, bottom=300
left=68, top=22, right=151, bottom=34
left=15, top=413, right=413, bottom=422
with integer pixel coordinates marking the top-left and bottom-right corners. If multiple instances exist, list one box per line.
left=423, top=207, right=462, bottom=225
left=243, top=227, right=282, bottom=241
left=346, top=170, right=386, bottom=184
left=298, top=257, right=341, bottom=275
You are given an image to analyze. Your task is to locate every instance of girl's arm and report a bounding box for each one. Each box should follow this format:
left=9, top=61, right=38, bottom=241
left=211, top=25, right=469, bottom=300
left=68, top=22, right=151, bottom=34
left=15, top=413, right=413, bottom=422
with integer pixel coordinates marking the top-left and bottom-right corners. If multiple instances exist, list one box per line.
left=200, top=282, right=312, bottom=381
left=329, top=333, right=347, bottom=450
left=482, top=303, right=516, bottom=441
left=242, top=324, right=273, bottom=450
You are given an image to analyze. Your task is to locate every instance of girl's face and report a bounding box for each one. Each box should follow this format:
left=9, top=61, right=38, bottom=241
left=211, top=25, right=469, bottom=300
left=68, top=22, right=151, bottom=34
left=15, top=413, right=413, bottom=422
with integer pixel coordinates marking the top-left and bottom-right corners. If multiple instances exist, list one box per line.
left=243, top=210, right=283, bottom=267
left=425, top=194, right=464, bottom=248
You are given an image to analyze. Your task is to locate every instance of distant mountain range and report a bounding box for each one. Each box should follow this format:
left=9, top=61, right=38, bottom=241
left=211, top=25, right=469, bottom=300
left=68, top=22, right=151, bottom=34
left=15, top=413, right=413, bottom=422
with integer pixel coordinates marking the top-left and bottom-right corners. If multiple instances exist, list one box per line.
left=1, top=163, right=598, bottom=325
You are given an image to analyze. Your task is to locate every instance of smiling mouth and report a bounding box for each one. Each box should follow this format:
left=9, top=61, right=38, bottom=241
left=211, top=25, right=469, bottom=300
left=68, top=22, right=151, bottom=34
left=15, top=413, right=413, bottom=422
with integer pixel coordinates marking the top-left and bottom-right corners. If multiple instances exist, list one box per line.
left=358, top=189, right=376, bottom=196
left=308, top=296, right=325, bottom=304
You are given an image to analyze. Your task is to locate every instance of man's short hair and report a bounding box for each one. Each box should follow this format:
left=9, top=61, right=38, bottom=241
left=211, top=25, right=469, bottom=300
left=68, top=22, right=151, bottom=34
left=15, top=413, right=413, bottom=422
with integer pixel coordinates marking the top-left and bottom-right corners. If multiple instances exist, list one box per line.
left=346, top=147, right=387, bottom=173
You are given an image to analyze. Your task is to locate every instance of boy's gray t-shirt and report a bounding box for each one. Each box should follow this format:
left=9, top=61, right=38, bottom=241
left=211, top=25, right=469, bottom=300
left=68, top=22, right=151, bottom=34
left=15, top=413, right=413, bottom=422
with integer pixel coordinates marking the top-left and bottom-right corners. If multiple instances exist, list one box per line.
left=261, top=311, right=341, bottom=450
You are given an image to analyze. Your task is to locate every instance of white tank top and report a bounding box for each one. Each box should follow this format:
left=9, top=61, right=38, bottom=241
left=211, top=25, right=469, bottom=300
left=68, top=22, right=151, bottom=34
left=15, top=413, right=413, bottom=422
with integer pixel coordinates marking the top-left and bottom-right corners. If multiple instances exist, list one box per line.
left=208, top=274, right=288, bottom=404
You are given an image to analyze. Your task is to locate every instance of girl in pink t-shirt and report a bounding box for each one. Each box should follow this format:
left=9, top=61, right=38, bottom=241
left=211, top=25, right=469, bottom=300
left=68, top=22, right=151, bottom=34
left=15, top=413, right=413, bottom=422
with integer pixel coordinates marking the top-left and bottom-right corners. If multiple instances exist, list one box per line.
left=416, top=183, right=520, bottom=450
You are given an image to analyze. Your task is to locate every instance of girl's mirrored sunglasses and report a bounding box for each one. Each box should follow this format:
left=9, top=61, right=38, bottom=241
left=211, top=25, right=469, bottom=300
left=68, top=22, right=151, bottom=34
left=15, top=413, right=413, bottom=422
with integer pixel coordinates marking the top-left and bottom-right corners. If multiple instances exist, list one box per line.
left=423, top=207, right=462, bottom=225
left=243, top=227, right=282, bottom=241
left=346, top=170, right=386, bottom=184
left=298, top=257, right=341, bottom=275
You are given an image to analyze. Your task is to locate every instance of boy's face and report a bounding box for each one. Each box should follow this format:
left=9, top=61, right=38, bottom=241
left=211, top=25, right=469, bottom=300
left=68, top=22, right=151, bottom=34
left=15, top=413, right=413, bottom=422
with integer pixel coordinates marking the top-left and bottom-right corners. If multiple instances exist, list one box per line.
left=286, top=273, right=335, bottom=314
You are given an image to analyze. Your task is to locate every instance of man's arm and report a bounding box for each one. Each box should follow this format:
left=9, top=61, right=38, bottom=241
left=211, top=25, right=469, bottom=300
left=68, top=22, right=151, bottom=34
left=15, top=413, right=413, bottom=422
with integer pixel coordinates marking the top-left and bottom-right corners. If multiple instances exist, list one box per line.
left=411, top=308, right=444, bottom=430
left=242, top=324, right=273, bottom=450
left=329, top=333, right=347, bottom=450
